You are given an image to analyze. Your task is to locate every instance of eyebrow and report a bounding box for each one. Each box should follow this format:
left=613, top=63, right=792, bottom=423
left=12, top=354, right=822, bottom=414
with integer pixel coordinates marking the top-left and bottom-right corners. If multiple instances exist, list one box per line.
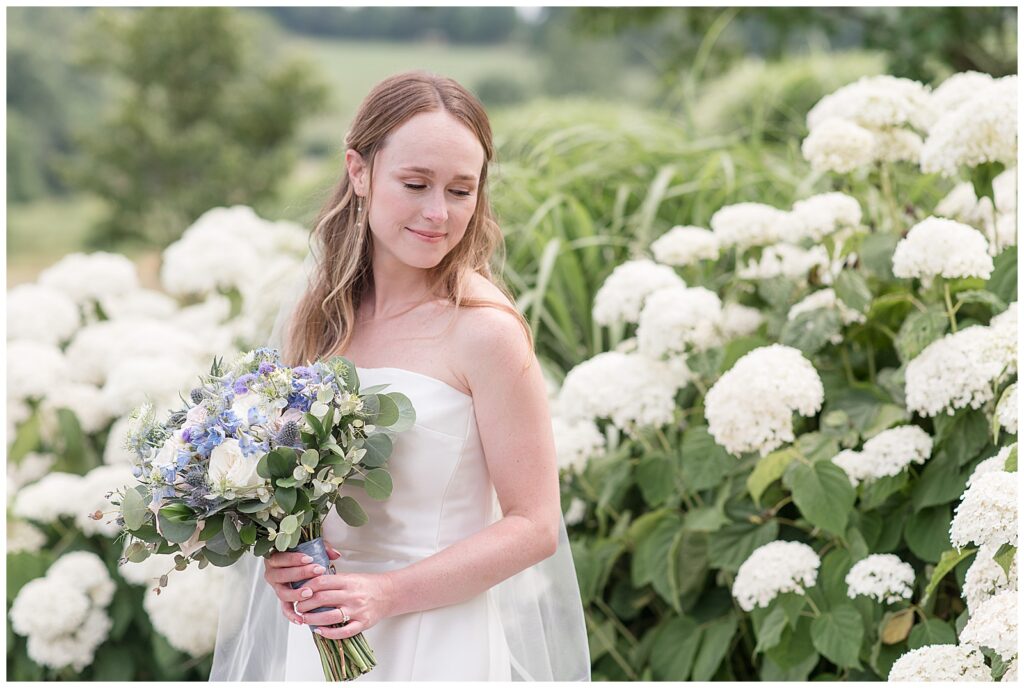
left=398, top=166, right=477, bottom=182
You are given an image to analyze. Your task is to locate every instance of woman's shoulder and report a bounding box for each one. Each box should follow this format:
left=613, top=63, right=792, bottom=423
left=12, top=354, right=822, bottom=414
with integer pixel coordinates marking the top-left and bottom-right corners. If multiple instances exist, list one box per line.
left=449, top=272, right=532, bottom=381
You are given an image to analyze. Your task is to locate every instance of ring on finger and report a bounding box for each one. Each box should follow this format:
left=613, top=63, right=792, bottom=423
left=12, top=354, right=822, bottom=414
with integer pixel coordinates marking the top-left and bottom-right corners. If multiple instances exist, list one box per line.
left=340, top=607, right=350, bottom=624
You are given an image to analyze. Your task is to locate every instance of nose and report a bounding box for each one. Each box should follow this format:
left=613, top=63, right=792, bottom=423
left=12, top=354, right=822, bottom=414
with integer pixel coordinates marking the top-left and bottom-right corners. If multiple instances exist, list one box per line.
left=422, top=190, right=448, bottom=225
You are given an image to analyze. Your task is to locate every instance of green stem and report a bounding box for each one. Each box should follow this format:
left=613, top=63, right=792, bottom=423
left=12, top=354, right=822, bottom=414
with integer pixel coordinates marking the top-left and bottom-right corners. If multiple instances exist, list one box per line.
left=943, top=282, right=959, bottom=333
left=593, top=596, right=640, bottom=647
left=584, top=609, right=638, bottom=680
left=879, top=161, right=901, bottom=232
left=805, top=595, right=823, bottom=617
left=839, top=346, right=856, bottom=385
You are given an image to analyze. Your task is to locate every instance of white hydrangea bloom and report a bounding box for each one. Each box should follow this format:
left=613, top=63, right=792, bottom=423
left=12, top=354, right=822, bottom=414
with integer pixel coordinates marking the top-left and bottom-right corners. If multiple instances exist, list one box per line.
left=719, top=302, right=764, bottom=339
left=830, top=449, right=868, bottom=487
left=119, top=551, right=177, bottom=587
left=37, top=251, right=140, bottom=306
left=46, top=551, right=116, bottom=607
left=960, top=589, right=1017, bottom=661
left=921, top=75, right=1017, bottom=177
left=787, top=288, right=866, bottom=328
left=104, top=416, right=138, bottom=464
left=143, top=564, right=225, bottom=656
left=637, top=285, right=723, bottom=358
left=704, top=344, right=824, bottom=456
left=801, top=117, right=877, bottom=173
left=831, top=427, right=933, bottom=486
left=39, top=381, right=114, bottom=435
left=997, top=383, right=1018, bottom=435
left=650, top=225, right=720, bottom=266
left=564, top=497, right=587, bottom=526
left=988, top=303, right=1018, bottom=376
left=558, top=351, right=687, bottom=436
left=236, top=254, right=306, bottom=346
left=859, top=425, right=933, bottom=479
left=892, top=217, right=993, bottom=284
left=7, top=519, right=47, bottom=554
left=7, top=339, right=69, bottom=401
left=807, top=75, right=933, bottom=132
left=788, top=192, right=863, bottom=242
left=13, top=472, right=84, bottom=524
left=7, top=452, right=56, bottom=499
left=591, top=259, right=686, bottom=326
left=930, top=71, right=997, bottom=117
left=873, top=127, right=924, bottom=164
left=845, top=553, right=916, bottom=604
left=950, top=470, right=1018, bottom=550
left=905, top=326, right=1008, bottom=416
left=101, top=354, right=199, bottom=416
left=75, top=464, right=138, bottom=537
left=25, top=607, right=110, bottom=672
left=7, top=283, right=81, bottom=345
left=9, top=576, right=90, bottom=639
left=161, top=206, right=308, bottom=297
left=967, top=444, right=1015, bottom=488
left=963, top=543, right=1018, bottom=614
left=171, top=294, right=233, bottom=332
left=709, top=202, right=791, bottom=249
left=65, top=317, right=207, bottom=386
left=732, top=540, right=821, bottom=611
left=737, top=243, right=830, bottom=282
left=934, top=168, right=1017, bottom=256
left=887, top=644, right=993, bottom=681
left=99, top=288, right=178, bottom=321
left=551, top=416, right=605, bottom=473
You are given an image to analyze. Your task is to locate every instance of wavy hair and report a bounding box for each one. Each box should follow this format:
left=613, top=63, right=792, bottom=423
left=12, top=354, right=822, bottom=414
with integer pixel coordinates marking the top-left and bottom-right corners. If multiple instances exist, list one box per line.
left=284, top=71, right=531, bottom=367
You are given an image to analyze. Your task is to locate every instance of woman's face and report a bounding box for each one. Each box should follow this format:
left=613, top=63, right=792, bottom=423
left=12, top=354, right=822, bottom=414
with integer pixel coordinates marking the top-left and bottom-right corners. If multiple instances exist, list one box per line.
left=348, top=110, right=486, bottom=270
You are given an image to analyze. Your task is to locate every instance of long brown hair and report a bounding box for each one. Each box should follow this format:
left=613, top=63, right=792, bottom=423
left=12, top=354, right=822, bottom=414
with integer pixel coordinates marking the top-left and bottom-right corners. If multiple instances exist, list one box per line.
left=284, top=71, right=531, bottom=367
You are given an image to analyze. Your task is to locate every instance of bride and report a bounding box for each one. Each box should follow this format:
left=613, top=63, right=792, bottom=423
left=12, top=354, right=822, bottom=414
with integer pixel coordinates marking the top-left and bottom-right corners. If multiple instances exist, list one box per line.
left=209, top=71, right=590, bottom=681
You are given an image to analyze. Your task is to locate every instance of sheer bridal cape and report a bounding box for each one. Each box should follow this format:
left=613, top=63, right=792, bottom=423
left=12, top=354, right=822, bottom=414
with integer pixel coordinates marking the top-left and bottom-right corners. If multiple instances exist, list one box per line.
left=209, top=249, right=590, bottom=681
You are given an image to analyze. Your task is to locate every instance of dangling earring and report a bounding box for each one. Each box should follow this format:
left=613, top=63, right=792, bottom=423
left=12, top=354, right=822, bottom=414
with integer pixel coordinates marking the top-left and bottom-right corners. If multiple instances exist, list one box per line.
left=355, top=196, right=364, bottom=231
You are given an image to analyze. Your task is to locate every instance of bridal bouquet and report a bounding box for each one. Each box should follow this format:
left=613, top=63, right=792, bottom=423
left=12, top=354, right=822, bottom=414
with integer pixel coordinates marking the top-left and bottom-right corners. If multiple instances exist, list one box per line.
left=112, top=347, right=415, bottom=680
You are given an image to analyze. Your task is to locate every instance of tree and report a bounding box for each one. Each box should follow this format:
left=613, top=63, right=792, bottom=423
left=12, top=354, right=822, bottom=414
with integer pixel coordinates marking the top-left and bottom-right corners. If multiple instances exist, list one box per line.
left=64, top=7, right=329, bottom=248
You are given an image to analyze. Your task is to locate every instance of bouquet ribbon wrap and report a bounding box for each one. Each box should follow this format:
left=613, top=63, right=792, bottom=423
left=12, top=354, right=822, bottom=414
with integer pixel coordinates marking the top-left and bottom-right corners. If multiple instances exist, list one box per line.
left=288, top=537, right=337, bottom=630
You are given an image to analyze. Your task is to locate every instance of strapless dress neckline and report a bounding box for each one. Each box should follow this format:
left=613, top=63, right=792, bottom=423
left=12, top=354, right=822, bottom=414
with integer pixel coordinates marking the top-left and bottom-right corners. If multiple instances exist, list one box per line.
left=355, top=365, right=472, bottom=401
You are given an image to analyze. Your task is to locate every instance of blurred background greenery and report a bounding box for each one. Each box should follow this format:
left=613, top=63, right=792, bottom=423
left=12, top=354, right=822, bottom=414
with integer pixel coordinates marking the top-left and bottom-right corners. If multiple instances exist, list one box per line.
left=7, top=5, right=1017, bottom=286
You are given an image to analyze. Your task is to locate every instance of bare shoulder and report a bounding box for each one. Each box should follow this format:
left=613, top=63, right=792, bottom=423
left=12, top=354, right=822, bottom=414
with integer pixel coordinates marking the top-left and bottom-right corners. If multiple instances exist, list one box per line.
left=450, top=273, right=534, bottom=388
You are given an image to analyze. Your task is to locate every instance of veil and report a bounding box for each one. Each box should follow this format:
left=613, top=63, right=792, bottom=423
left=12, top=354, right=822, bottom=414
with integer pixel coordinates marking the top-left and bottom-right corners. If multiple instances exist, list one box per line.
left=210, top=247, right=591, bottom=681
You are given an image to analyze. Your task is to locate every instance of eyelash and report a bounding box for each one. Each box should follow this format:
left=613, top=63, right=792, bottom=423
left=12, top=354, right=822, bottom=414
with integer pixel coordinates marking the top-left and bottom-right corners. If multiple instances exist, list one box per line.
left=403, top=183, right=472, bottom=198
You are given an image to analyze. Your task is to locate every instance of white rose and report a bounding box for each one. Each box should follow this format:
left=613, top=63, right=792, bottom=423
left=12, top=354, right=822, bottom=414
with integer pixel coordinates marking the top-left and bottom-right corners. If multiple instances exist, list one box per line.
left=207, top=439, right=263, bottom=492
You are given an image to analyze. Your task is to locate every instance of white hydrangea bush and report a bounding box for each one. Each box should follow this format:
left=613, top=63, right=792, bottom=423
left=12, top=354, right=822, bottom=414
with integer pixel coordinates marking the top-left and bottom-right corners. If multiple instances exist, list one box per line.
left=7, top=205, right=310, bottom=679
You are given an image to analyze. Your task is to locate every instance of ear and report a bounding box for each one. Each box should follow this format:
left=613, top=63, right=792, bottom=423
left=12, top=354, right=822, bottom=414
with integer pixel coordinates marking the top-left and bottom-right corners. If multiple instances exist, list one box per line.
left=344, top=149, right=369, bottom=197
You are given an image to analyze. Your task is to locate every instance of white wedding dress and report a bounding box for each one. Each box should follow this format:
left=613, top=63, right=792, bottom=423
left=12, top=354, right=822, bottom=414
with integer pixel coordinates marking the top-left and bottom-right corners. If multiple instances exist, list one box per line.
left=211, top=364, right=590, bottom=682
left=284, top=366, right=513, bottom=681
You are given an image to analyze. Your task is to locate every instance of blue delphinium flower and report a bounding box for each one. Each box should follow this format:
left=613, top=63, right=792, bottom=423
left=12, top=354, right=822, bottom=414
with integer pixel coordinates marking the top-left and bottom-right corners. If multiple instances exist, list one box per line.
left=194, top=425, right=226, bottom=458
left=218, top=409, right=242, bottom=435
left=258, top=361, right=276, bottom=375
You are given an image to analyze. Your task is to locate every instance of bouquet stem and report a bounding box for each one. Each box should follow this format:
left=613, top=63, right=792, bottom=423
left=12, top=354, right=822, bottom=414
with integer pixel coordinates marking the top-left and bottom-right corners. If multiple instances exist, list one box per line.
left=291, top=536, right=376, bottom=681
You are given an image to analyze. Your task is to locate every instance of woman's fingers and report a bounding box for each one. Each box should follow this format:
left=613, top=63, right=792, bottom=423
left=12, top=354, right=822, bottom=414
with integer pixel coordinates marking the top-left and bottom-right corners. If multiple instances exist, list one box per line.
left=264, top=561, right=327, bottom=585
left=315, top=620, right=365, bottom=640
left=300, top=608, right=349, bottom=627
left=326, top=544, right=342, bottom=560
left=274, top=582, right=315, bottom=604
left=265, top=552, right=316, bottom=569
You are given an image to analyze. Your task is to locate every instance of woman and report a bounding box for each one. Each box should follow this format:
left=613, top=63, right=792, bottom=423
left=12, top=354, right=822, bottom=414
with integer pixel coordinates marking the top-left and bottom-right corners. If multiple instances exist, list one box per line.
left=210, top=71, right=589, bottom=681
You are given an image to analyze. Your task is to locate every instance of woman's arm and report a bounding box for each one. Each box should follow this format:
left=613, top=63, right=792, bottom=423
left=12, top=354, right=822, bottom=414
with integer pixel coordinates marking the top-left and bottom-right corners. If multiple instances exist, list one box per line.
left=295, top=306, right=563, bottom=636
left=383, top=306, right=562, bottom=617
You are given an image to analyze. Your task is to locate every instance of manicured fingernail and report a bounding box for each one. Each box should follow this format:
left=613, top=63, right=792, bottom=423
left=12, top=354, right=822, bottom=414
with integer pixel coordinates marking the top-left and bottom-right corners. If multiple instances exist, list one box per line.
left=301, top=588, right=312, bottom=598
left=313, top=565, right=325, bottom=574
left=314, top=628, right=324, bottom=635
left=301, top=555, right=313, bottom=564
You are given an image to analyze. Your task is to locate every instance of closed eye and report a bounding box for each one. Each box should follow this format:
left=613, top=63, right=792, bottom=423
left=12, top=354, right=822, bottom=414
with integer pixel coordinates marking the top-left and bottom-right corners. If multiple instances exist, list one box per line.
left=404, top=183, right=473, bottom=198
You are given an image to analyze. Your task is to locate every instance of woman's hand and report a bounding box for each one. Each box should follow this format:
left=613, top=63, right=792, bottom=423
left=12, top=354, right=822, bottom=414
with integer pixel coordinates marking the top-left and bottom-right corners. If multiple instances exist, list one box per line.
left=294, top=570, right=396, bottom=640
left=263, top=543, right=344, bottom=625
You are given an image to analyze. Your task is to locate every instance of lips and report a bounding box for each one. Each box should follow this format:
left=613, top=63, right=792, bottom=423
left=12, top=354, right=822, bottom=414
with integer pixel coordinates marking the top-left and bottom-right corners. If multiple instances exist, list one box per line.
left=406, top=227, right=446, bottom=239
